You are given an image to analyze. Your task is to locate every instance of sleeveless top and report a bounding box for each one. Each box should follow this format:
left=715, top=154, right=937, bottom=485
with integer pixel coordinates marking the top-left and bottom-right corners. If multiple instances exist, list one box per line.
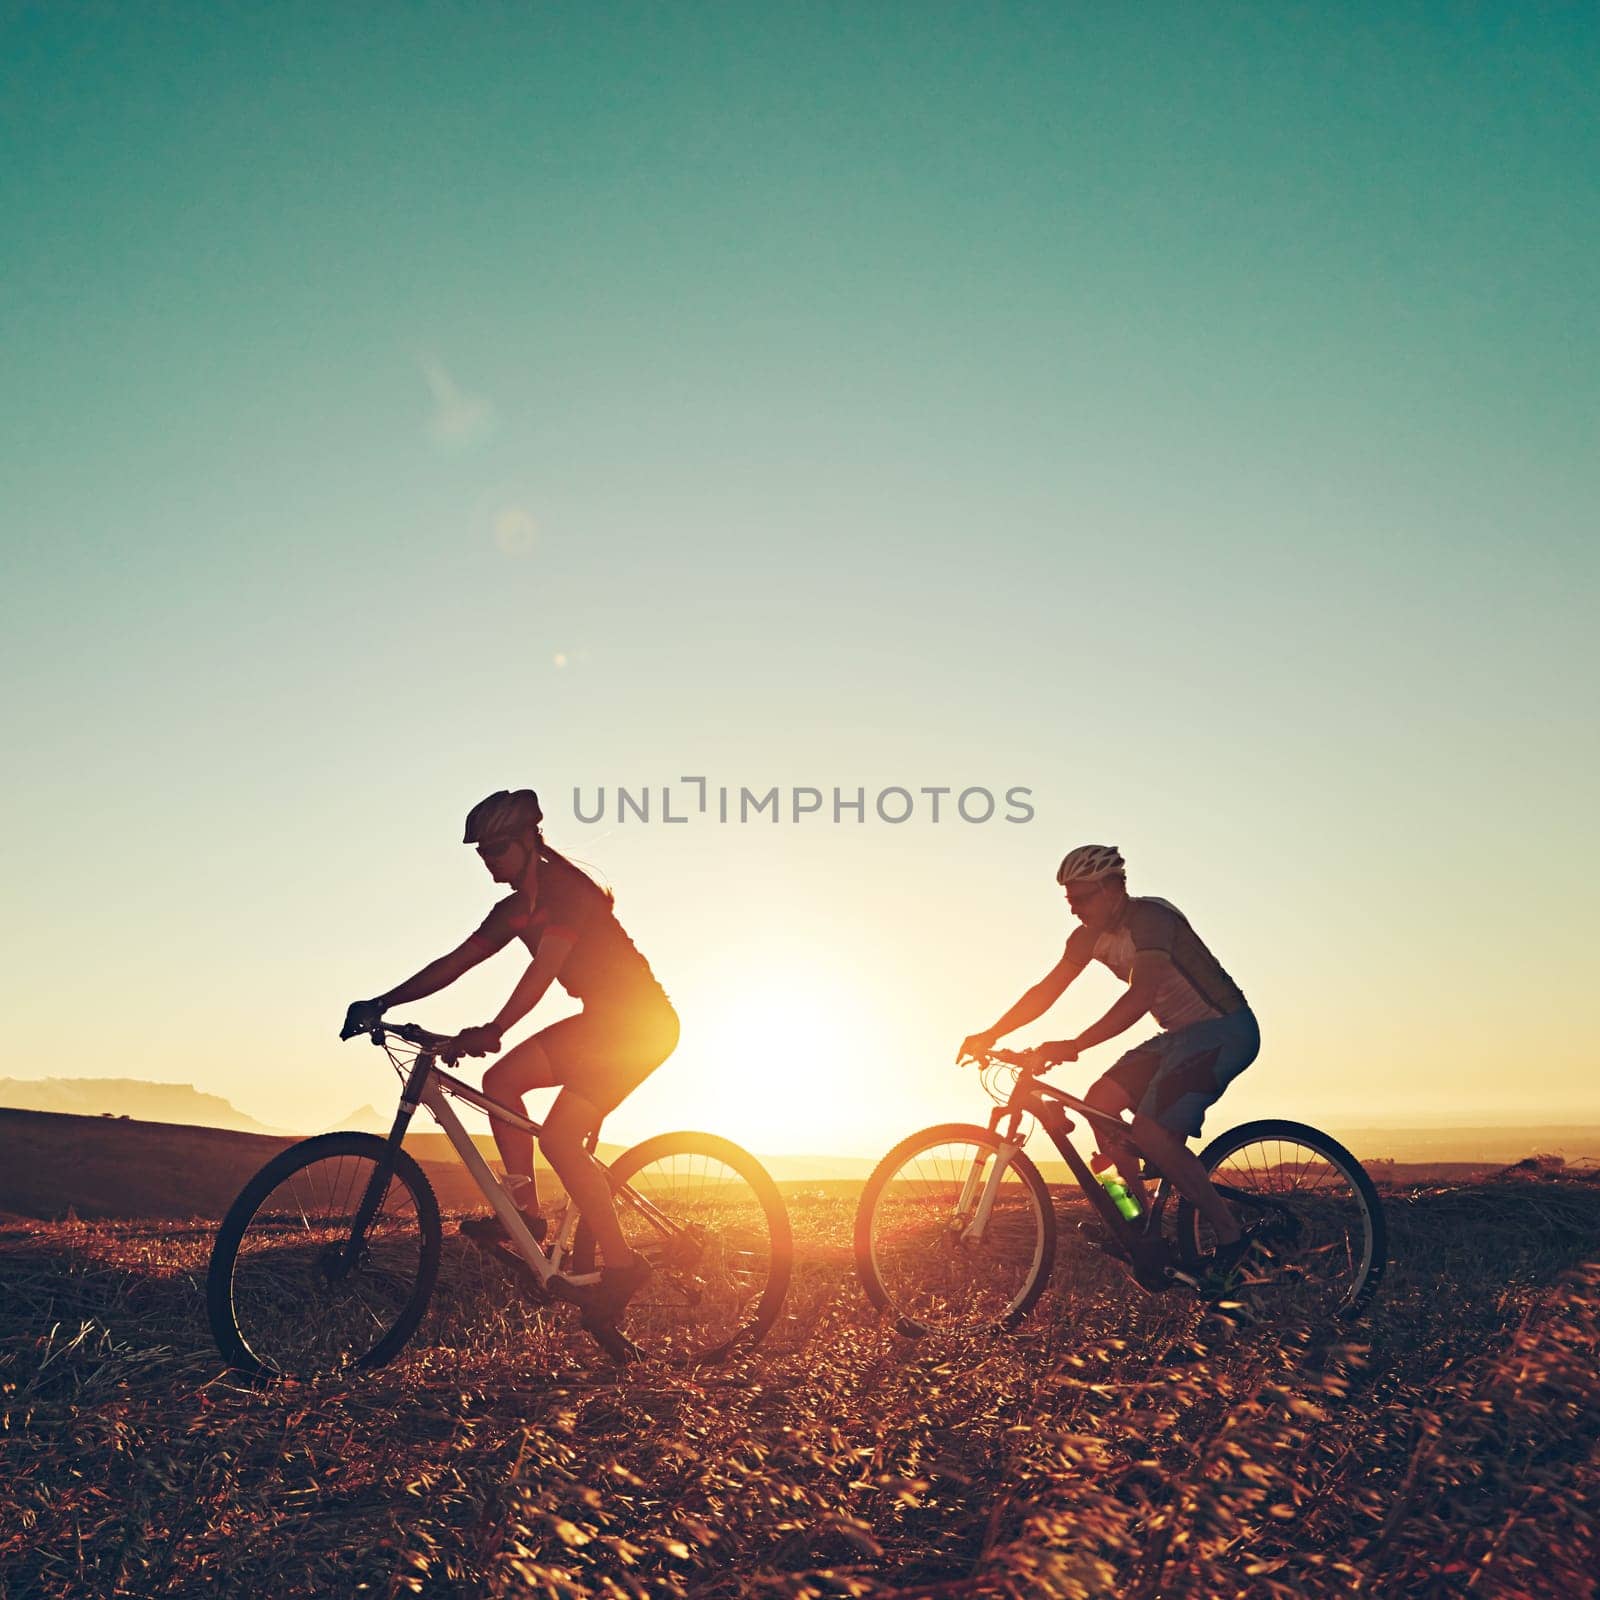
left=471, top=853, right=669, bottom=1008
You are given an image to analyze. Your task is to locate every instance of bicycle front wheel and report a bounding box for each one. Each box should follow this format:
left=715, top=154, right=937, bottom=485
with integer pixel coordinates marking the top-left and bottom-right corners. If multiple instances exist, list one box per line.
left=855, top=1124, right=1056, bottom=1338
left=575, top=1131, right=792, bottom=1364
left=1174, top=1119, right=1386, bottom=1318
left=207, top=1132, right=441, bottom=1378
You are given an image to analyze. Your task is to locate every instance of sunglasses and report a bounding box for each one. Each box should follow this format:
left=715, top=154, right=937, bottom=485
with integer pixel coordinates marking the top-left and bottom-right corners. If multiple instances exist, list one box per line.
left=1065, top=880, right=1110, bottom=904
left=476, top=837, right=524, bottom=861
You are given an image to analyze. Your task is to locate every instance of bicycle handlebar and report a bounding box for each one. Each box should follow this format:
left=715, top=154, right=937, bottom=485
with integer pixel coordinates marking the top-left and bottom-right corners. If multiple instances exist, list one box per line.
left=964, top=1046, right=1041, bottom=1071
left=343, top=1017, right=464, bottom=1059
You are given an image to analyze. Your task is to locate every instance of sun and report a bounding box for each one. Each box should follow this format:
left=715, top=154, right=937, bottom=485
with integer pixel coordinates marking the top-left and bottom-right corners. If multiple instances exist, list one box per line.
left=674, top=970, right=891, bottom=1157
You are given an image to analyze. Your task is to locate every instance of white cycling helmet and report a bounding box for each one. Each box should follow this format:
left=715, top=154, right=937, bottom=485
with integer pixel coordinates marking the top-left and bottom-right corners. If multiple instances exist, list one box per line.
left=1056, top=844, right=1125, bottom=886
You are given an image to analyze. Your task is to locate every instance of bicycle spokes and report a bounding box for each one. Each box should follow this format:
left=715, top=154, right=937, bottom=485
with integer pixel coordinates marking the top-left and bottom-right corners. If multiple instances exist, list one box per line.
left=1190, top=1127, right=1384, bottom=1317
left=584, top=1139, right=789, bottom=1363
left=860, top=1132, right=1053, bottom=1336
left=217, top=1146, right=435, bottom=1376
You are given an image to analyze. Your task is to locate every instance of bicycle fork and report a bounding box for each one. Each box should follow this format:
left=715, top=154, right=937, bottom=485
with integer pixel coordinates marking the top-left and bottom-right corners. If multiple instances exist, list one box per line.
left=954, top=1140, right=1022, bottom=1245
left=336, top=1052, right=431, bottom=1273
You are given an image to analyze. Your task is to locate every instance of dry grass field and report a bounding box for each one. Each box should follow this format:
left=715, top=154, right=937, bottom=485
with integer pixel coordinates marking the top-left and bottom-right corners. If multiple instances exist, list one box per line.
left=3, top=1162, right=1600, bottom=1598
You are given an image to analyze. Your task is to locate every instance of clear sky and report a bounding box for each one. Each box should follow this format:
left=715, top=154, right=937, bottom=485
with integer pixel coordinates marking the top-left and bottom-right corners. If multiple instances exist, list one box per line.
left=3, top=3, right=1595, bottom=1156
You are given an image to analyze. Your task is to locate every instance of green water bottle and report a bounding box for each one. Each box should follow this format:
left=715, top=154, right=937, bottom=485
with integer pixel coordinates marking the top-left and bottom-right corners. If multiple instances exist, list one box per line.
left=1098, top=1171, right=1141, bottom=1221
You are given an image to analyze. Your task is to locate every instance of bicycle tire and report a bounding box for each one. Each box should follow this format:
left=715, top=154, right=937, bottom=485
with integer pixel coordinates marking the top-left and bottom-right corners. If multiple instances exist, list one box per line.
left=207, top=1131, right=442, bottom=1378
left=855, top=1123, right=1056, bottom=1338
left=1174, top=1118, right=1386, bottom=1318
left=572, top=1130, right=793, bottom=1364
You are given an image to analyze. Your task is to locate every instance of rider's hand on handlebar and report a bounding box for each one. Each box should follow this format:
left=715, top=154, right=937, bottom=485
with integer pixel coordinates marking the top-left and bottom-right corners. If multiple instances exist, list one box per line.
left=340, top=999, right=385, bottom=1040
left=990, top=1042, right=1075, bottom=1071
left=995, top=1045, right=1044, bottom=1070
left=957, top=1031, right=998, bottom=1065
left=452, top=1024, right=502, bottom=1057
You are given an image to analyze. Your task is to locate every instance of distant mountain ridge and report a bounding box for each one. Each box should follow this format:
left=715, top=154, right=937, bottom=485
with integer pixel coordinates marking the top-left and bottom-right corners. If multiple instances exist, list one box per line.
left=318, top=1104, right=392, bottom=1135
left=0, top=1078, right=292, bottom=1137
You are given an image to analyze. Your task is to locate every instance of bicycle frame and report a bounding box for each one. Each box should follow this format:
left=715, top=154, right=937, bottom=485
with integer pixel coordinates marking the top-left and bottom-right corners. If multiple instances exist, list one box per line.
left=976, top=1064, right=1183, bottom=1285
left=343, top=1032, right=684, bottom=1294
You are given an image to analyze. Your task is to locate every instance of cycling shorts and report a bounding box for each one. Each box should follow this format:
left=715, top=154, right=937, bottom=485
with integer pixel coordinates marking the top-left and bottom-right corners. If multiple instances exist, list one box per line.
left=532, top=999, right=679, bottom=1117
left=1093, top=1006, right=1260, bottom=1139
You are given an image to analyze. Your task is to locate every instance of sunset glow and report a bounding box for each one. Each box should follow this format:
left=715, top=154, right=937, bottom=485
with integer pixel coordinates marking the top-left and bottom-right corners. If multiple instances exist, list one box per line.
left=669, top=969, right=894, bottom=1156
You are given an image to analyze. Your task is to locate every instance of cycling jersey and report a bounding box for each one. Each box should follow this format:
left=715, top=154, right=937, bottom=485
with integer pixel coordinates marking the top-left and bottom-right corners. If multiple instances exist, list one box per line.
left=1089, top=896, right=1247, bottom=1031
left=471, top=852, right=668, bottom=1008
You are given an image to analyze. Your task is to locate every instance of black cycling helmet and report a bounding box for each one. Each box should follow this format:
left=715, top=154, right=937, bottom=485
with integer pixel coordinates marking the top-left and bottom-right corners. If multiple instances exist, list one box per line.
left=463, top=789, right=543, bottom=845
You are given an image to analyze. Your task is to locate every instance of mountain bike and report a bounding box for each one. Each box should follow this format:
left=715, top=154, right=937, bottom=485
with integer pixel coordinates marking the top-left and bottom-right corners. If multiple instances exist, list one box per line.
left=855, top=1048, right=1386, bottom=1336
left=207, top=1020, right=792, bottom=1377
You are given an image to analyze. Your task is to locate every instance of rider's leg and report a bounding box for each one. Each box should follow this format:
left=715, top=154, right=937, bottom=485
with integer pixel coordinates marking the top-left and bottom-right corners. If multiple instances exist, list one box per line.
left=1125, top=1014, right=1260, bottom=1253
left=482, top=1039, right=558, bottom=1208
left=540, top=1088, right=637, bottom=1269
left=1084, top=1076, right=1152, bottom=1212
left=1128, top=1113, right=1241, bottom=1247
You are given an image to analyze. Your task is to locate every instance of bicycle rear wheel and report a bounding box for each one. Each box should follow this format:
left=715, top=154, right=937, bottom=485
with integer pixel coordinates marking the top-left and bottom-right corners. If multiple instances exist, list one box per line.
left=1174, top=1119, right=1386, bottom=1318
left=855, top=1124, right=1056, bottom=1338
left=573, top=1131, right=792, bottom=1364
left=207, top=1132, right=441, bottom=1378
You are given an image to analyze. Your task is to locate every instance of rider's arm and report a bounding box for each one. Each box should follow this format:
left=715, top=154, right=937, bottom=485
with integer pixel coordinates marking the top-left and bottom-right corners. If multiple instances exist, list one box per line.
left=486, top=930, right=576, bottom=1037
left=376, top=933, right=499, bottom=1010
left=1068, top=949, right=1170, bottom=1053
left=971, top=928, right=1094, bottom=1047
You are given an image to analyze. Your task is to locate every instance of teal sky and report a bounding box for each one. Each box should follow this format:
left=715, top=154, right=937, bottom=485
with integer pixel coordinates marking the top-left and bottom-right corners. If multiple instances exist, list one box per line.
left=3, top=4, right=1596, bottom=1154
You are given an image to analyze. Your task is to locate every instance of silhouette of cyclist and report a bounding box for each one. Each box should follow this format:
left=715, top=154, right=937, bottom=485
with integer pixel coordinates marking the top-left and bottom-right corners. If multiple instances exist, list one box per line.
left=343, top=789, right=677, bottom=1320
left=959, top=845, right=1261, bottom=1285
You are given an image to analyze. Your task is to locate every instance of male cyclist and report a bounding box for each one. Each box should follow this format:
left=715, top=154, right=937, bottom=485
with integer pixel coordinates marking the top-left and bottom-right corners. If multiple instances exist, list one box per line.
left=343, top=789, right=678, bottom=1321
left=958, top=845, right=1261, bottom=1288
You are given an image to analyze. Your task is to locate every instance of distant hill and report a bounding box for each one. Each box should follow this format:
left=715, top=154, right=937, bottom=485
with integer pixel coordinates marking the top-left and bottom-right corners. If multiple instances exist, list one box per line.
left=0, top=1078, right=292, bottom=1137
left=0, top=1110, right=862, bottom=1221
left=0, top=1107, right=574, bottom=1221
left=317, top=1104, right=393, bottom=1135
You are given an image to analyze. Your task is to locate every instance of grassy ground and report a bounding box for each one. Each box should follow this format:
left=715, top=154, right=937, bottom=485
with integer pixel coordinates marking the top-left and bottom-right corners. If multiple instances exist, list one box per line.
left=3, top=1176, right=1599, bottom=1598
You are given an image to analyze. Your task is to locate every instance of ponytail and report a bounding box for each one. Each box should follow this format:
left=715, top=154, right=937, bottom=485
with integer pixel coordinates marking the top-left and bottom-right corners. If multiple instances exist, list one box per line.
left=534, top=833, right=615, bottom=903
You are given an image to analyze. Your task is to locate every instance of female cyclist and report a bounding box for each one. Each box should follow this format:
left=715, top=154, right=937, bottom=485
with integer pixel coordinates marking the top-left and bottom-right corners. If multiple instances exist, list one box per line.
left=342, top=788, right=678, bottom=1320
